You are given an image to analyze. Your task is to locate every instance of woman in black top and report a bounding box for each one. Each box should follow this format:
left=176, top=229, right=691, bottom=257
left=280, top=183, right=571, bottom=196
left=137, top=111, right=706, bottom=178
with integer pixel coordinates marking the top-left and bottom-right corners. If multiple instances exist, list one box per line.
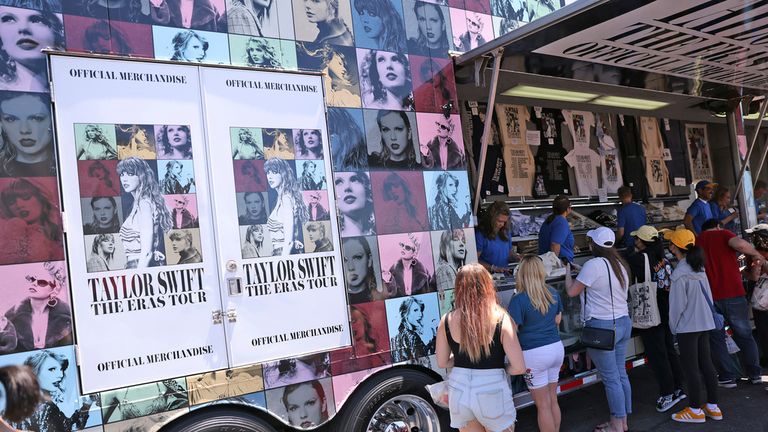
left=436, top=263, right=524, bottom=431
left=627, top=225, right=686, bottom=412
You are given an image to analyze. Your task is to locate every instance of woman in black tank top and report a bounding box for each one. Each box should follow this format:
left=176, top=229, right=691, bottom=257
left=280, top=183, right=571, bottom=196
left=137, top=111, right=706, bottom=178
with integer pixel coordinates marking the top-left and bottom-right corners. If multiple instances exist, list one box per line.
left=436, top=264, right=525, bottom=431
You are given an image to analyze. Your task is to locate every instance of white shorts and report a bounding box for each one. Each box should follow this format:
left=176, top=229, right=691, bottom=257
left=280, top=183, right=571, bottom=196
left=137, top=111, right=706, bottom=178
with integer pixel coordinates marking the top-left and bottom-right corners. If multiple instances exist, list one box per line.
left=447, top=367, right=516, bottom=432
left=522, top=341, right=565, bottom=389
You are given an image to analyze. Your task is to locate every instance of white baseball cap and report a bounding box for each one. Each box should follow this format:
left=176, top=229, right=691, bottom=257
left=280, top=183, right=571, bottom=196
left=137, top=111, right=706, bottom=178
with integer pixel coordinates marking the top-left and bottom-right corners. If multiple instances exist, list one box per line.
left=587, top=227, right=616, bottom=247
left=746, top=223, right=768, bottom=234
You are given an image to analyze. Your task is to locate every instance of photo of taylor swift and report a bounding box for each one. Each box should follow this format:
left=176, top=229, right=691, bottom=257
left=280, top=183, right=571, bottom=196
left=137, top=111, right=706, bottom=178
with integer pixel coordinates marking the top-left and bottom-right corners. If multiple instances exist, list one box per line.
left=117, top=157, right=172, bottom=268
left=360, top=49, right=414, bottom=111
left=0, top=5, right=65, bottom=92
left=0, top=92, right=56, bottom=177
left=0, top=178, right=64, bottom=265
left=76, top=124, right=117, bottom=161
left=265, top=158, right=308, bottom=255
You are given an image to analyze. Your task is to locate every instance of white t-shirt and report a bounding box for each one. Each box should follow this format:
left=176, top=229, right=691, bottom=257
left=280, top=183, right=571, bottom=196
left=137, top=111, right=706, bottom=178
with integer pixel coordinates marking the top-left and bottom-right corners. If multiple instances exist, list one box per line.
left=576, top=257, right=630, bottom=320
left=564, top=145, right=600, bottom=196
left=562, top=110, right=595, bottom=149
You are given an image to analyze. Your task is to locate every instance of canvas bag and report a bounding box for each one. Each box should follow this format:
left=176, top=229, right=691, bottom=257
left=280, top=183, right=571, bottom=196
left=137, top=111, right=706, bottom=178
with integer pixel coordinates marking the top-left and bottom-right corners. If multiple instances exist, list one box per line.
left=628, top=253, right=661, bottom=329
left=752, top=275, right=768, bottom=312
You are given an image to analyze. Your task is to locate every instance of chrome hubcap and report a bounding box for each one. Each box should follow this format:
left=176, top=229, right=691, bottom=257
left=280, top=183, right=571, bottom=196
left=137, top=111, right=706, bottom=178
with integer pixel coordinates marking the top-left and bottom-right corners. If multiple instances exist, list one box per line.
left=367, top=394, right=440, bottom=432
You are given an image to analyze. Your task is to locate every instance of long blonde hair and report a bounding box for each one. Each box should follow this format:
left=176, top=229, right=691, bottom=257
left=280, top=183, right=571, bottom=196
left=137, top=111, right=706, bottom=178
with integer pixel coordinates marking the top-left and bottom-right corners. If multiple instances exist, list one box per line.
left=452, top=263, right=504, bottom=362
left=516, top=255, right=554, bottom=315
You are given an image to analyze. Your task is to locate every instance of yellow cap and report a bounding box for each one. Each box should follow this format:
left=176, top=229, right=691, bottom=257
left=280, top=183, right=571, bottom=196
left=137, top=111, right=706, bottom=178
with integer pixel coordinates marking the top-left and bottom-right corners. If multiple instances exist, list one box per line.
left=662, top=227, right=696, bottom=250
left=630, top=225, right=659, bottom=242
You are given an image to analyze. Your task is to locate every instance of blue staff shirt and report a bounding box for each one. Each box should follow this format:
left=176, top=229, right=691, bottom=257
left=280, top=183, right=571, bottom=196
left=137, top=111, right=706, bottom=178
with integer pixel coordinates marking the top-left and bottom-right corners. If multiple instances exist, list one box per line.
left=538, top=215, right=574, bottom=262
left=475, top=230, right=513, bottom=269
left=617, top=202, right=647, bottom=248
left=686, top=199, right=714, bottom=235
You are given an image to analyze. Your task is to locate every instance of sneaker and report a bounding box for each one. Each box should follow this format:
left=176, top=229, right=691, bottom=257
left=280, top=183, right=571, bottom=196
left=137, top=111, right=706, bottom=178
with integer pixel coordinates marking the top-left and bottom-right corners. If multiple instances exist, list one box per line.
left=702, top=405, right=723, bottom=420
left=672, top=388, right=687, bottom=402
left=717, top=379, right=737, bottom=388
left=656, top=394, right=676, bottom=412
left=672, top=407, right=705, bottom=423
left=749, top=376, right=764, bottom=384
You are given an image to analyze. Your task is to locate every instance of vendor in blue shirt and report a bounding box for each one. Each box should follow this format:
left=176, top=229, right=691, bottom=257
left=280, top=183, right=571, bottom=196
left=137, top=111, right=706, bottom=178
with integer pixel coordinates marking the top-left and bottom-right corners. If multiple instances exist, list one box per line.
left=709, top=185, right=739, bottom=232
left=538, top=195, right=575, bottom=263
left=475, top=201, right=520, bottom=274
left=616, top=186, right=647, bottom=249
left=684, top=180, right=715, bottom=235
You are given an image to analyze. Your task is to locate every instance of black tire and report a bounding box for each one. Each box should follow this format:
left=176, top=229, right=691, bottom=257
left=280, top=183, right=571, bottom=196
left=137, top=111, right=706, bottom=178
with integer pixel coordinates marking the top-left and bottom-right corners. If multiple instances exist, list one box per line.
left=333, top=367, right=453, bottom=431
left=161, top=407, right=278, bottom=432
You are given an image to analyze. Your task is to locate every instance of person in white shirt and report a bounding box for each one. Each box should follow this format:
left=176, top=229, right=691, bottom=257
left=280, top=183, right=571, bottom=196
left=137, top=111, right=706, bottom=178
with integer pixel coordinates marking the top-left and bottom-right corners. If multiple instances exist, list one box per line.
left=565, top=227, right=632, bottom=432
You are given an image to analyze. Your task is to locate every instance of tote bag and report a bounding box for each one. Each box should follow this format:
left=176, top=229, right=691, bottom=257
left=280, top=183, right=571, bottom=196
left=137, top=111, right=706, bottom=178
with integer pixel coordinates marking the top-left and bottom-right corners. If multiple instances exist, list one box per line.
left=628, top=254, right=661, bottom=329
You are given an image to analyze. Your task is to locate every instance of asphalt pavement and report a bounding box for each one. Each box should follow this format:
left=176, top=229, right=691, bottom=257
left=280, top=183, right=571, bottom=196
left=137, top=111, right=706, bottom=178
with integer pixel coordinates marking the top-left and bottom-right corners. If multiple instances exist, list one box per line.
left=515, top=365, right=767, bottom=432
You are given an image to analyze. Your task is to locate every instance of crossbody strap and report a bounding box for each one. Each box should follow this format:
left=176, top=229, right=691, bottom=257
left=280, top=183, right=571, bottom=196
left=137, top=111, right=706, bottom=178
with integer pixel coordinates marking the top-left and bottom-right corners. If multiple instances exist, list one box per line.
left=698, top=281, right=717, bottom=314
left=602, top=258, right=616, bottom=328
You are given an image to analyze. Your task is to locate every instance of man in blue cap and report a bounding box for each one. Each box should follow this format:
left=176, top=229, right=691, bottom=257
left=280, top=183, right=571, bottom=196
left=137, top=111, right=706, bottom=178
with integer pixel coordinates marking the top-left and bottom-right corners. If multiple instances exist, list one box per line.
left=684, top=180, right=716, bottom=235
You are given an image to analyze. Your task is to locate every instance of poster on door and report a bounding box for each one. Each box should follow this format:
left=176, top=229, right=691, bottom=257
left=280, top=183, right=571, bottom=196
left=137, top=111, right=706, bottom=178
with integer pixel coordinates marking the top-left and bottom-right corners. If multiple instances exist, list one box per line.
left=199, top=67, right=350, bottom=368
left=685, top=124, right=713, bottom=183
left=49, top=55, right=228, bottom=393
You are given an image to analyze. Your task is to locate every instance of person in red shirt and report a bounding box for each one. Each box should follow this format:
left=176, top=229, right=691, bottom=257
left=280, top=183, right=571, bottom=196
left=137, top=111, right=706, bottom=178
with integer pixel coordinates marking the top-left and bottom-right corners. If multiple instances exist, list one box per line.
left=696, top=219, right=765, bottom=387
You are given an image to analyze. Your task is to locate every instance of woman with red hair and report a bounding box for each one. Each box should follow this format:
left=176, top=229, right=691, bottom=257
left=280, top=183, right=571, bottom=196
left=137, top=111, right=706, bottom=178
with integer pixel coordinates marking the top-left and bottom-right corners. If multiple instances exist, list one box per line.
left=436, top=263, right=525, bottom=431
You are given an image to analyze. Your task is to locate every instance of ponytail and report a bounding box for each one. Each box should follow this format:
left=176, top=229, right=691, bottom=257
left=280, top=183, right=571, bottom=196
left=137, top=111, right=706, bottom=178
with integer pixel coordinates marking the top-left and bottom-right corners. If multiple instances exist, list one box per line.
left=684, top=245, right=705, bottom=272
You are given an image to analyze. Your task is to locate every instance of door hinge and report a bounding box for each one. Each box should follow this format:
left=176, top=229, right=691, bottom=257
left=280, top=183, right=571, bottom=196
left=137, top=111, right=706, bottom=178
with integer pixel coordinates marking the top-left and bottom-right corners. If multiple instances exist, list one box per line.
left=227, top=308, right=237, bottom=323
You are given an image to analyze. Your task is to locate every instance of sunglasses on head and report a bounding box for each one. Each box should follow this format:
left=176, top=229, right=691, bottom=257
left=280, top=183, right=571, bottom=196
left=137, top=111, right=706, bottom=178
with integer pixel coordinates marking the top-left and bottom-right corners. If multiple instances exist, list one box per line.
left=399, top=242, right=415, bottom=252
left=26, top=275, right=55, bottom=288
left=522, top=254, right=543, bottom=262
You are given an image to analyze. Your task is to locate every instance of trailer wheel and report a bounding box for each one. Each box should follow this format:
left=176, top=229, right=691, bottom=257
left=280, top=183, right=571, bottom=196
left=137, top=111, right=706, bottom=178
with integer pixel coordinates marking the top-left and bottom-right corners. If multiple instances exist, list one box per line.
left=334, top=368, right=451, bottom=432
left=161, top=407, right=277, bottom=432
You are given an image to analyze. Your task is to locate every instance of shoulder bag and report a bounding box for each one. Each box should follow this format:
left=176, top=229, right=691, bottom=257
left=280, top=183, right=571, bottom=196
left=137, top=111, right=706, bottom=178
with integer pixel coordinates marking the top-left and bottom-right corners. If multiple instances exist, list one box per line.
left=698, top=281, right=725, bottom=330
left=579, top=259, right=617, bottom=350
left=628, top=253, right=661, bottom=329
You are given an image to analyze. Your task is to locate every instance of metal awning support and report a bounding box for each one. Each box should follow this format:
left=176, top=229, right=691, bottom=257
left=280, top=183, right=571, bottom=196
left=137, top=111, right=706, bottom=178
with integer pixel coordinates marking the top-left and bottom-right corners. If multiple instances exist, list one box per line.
left=472, top=48, right=504, bottom=217
left=753, top=131, right=768, bottom=187
left=735, top=97, right=768, bottom=198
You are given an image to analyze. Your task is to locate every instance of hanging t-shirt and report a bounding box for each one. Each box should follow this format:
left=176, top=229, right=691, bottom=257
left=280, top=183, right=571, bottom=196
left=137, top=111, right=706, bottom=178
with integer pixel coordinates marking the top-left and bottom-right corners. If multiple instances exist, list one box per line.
left=596, top=113, right=623, bottom=194
left=640, top=117, right=670, bottom=197
left=564, top=145, right=601, bottom=196
left=685, top=123, right=714, bottom=182
left=659, top=118, right=691, bottom=195
left=496, top=104, right=535, bottom=196
left=496, top=104, right=530, bottom=146
left=532, top=109, right=571, bottom=197
left=469, top=102, right=509, bottom=196
left=562, top=110, right=595, bottom=149
left=617, top=115, right=650, bottom=201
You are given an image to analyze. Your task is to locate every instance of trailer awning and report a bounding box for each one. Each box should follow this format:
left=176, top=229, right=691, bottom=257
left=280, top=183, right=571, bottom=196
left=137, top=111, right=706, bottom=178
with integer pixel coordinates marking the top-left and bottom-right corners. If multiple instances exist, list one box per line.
left=455, top=0, right=768, bottom=120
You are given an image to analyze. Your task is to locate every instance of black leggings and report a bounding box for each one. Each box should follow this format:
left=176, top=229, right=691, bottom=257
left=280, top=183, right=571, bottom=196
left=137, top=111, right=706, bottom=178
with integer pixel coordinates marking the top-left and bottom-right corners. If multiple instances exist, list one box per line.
left=677, top=331, right=718, bottom=408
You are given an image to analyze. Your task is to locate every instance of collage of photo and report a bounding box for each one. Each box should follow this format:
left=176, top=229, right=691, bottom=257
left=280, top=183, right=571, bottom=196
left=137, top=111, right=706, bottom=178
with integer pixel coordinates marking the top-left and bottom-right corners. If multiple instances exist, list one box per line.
left=75, top=123, right=203, bottom=271
left=230, top=127, right=334, bottom=258
left=0, top=0, right=568, bottom=430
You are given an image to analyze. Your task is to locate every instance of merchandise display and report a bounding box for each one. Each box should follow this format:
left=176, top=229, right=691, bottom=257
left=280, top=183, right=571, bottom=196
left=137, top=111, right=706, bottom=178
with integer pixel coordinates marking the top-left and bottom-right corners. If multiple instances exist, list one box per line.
left=532, top=109, right=571, bottom=197
left=496, top=104, right=536, bottom=196
left=509, top=210, right=546, bottom=237
left=640, top=116, right=671, bottom=197
left=596, top=113, right=624, bottom=194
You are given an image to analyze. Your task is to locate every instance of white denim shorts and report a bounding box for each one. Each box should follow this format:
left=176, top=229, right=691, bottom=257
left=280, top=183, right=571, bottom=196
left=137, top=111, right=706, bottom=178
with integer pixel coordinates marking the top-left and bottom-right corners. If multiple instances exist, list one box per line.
left=447, top=367, right=516, bottom=432
left=522, top=341, right=565, bottom=389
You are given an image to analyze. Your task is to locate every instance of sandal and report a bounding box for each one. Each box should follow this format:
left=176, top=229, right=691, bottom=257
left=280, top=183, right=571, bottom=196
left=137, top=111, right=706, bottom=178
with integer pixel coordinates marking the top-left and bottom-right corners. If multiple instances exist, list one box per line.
left=593, top=423, right=611, bottom=432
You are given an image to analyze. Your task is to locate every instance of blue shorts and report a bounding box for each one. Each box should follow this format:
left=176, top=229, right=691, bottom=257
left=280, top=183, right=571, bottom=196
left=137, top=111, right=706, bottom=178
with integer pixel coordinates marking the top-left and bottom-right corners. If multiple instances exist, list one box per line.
left=448, top=367, right=516, bottom=431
